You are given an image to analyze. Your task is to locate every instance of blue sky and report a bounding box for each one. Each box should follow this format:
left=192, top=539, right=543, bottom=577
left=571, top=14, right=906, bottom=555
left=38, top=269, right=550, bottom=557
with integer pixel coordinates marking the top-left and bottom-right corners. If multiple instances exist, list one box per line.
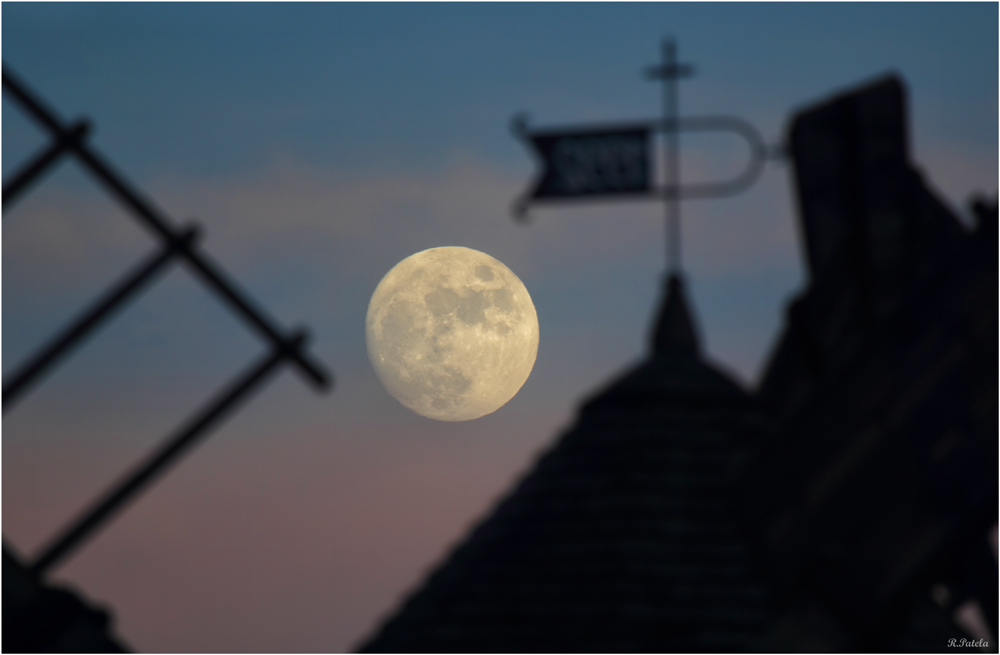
left=3, top=3, right=996, bottom=652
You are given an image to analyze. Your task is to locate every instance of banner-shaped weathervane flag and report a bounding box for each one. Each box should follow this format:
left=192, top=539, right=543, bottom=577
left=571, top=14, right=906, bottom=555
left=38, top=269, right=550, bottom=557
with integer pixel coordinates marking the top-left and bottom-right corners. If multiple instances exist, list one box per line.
left=511, top=38, right=775, bottom=276
left=522, top=123, right=652, bottom=200
left=513, top=113, right=767, bottom=219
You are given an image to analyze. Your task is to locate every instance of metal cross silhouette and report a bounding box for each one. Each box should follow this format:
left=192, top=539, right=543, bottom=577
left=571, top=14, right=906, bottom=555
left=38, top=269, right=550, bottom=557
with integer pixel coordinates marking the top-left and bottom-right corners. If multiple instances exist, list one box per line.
left=645, top=37, right=694, bottom=275
left=512, top=38, right=771, bottom=277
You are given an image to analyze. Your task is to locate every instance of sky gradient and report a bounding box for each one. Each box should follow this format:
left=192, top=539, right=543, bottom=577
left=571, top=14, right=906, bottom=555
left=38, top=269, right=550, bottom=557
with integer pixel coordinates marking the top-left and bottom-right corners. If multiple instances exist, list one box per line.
left=3, top=3, right=997, bottom=651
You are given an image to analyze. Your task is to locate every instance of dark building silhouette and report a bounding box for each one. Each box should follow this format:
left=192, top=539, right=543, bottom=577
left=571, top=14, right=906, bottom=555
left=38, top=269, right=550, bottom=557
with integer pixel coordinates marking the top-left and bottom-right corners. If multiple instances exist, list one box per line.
left=3, top=545, right=128, bottom=652
left=745, top=75, right=997, bottom=651
left=360, top=75, right=997, bottom=652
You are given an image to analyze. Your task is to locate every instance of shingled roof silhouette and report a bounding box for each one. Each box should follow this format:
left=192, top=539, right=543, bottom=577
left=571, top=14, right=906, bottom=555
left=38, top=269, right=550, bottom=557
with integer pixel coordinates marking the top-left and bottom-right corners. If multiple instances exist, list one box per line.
left=359, top=273, right=773, bottom=653
left=359, top=74, right=997, bottom=653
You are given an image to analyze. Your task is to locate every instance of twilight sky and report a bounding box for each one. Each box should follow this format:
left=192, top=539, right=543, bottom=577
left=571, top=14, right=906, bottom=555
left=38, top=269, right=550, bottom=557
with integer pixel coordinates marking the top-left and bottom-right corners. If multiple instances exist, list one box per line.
left=2, top=3, right=996, bottom=652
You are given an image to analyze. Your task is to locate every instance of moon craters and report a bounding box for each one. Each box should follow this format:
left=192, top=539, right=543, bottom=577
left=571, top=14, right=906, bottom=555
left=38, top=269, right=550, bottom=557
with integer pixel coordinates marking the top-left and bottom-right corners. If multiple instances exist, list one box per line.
left=366, top=247, right=539, bottom=421
left=476, top=264, right=494, bottom=282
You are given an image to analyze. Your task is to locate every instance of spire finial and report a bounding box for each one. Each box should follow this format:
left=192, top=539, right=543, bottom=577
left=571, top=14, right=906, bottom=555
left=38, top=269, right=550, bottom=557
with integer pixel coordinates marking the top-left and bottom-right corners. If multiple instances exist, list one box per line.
left=650, top=273, right=700, bottom=355
left=645, top=37, right=694, bottom=276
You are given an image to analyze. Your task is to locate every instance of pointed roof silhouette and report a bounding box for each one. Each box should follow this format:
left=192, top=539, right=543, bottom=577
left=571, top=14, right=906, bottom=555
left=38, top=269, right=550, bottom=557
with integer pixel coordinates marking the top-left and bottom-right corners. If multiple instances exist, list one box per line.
left=651, top=274, right=699, bottom=355
left=360, top=275, right=771, bottom=653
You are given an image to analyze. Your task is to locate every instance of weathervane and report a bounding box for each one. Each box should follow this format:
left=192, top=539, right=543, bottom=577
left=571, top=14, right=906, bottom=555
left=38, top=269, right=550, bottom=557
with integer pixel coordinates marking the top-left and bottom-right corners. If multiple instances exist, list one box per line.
left=512, top=38, right=774, bottom=276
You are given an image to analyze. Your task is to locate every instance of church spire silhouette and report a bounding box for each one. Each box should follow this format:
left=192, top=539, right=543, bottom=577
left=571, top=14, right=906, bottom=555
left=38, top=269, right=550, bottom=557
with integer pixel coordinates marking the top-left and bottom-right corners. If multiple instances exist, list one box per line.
left=650, top=273, right=699, bottom=356
left=359, top=251, right=769, bottom=655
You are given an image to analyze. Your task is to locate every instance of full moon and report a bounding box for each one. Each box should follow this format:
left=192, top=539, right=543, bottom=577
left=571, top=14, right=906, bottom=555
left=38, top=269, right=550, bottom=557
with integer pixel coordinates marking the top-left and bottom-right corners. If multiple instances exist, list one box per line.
left=366, top=247, right=539, bottom=421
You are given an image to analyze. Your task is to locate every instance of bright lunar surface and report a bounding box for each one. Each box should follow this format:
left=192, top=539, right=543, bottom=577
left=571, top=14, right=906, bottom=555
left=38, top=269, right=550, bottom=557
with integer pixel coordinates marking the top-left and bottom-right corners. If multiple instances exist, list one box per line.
left=366, top=247, right=539, bottom=421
